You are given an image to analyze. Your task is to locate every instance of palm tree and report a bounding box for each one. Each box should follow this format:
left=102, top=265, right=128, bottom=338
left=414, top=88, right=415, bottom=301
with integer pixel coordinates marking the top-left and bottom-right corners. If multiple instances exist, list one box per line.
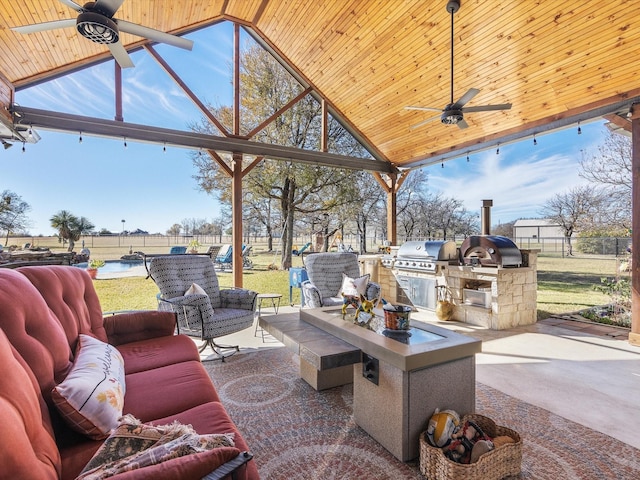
left=50, top=211, right=94, bottom=252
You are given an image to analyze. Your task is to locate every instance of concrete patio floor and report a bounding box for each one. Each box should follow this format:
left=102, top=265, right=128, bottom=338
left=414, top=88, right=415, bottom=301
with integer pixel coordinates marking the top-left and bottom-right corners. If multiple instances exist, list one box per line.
left=204, top=304, right=640, bottom=450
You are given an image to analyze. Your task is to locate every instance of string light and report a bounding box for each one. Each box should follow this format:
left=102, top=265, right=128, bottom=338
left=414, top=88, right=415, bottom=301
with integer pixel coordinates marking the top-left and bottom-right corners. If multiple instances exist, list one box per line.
left=163, top=142, right=166, bottom=153
left=22, top=142, right=26, bottom=153
left=123, top=137, right=127, bottom=149
left=577, top=121, right=582, bottom=135
left=441, top=161, right=444, bottom=168
left=496, top=143, right=500, bottom=155
left=79, top=131, right=83, bottom=144
left=533, top=134, right=537, bottom=146
left=466, top=153, right=470, bottom=162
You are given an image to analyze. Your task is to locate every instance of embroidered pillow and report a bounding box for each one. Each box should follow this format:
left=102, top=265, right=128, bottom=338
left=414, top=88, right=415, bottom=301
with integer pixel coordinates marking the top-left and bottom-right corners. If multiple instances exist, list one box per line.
left=185, top=282, right=207, bottom=296
left=340, top=273, right=370, bottom=298
left=51, top=334, right=126, bottom=440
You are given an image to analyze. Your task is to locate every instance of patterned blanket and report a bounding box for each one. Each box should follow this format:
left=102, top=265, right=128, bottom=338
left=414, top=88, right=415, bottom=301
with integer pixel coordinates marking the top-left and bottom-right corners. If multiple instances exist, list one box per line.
left=77, top=414, right=235, bottom=480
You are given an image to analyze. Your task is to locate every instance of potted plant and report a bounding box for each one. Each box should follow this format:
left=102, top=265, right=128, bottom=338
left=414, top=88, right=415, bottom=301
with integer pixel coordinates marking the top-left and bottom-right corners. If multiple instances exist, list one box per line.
left=86, top=259, right=105, bottom=279
left=188, top=239, right=202, bottom=254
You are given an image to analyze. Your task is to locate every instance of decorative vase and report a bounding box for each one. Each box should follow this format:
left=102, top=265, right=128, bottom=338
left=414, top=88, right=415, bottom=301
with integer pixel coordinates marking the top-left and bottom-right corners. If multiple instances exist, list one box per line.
left=435, top=300, right=454, bottom=321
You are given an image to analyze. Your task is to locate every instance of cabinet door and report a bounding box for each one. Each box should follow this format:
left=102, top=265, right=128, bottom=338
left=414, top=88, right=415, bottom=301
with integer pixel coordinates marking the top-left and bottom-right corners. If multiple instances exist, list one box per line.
left=408, top=277, right=436, bottom=310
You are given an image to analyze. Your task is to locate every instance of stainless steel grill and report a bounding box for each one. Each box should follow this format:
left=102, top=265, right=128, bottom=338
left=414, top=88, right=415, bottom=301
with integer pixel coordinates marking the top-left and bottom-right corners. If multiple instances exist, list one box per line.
left=393, top=240, right=457, bottom=273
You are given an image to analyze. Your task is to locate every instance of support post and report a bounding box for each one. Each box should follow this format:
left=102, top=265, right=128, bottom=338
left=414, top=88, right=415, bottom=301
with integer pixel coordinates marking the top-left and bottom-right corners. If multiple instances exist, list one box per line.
left=232, top=152, right=243, bottom=288
left=387, top=173, right=397, bottom=246
left=114, top=63, right=123, bottom=122
left=630, top=116, right=640, bottom=346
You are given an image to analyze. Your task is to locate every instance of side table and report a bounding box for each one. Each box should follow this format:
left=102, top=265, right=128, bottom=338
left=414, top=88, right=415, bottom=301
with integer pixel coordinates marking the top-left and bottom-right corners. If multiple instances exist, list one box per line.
left=254, top=293, right=282, bottom=341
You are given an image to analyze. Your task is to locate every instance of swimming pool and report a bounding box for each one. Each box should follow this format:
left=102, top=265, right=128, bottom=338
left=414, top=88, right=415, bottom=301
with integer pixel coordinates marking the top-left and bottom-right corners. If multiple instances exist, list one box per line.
left=74, top=260, right=144, bottom=274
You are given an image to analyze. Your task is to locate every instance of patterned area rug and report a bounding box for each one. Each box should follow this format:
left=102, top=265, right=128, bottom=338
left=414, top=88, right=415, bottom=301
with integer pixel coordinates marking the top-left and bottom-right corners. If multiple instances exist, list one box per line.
left=204, top=347, right=640, bottom=479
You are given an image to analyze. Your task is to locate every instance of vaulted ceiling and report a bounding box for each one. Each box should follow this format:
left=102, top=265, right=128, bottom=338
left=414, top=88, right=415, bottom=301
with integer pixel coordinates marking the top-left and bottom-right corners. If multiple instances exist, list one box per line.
left=1, top=0, right=639, bottom=171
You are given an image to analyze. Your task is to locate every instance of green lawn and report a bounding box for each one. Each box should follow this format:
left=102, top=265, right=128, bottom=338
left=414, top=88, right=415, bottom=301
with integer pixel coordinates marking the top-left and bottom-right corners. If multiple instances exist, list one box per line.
left=92, top=251, right=624, bottom=320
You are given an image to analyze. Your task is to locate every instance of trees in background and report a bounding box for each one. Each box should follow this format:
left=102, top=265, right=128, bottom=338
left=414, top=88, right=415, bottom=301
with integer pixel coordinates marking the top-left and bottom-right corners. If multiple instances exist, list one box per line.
left=579, top=130, right=632, bottom=230
left=539, top=130, right=632, bottom=253
left=191, top=44, right=369, bottom=268
left=540, top=186, right=606, bottom=255
left=0, top=190, right=31, bottom=246
left=49, top=210, right=94, bottom=252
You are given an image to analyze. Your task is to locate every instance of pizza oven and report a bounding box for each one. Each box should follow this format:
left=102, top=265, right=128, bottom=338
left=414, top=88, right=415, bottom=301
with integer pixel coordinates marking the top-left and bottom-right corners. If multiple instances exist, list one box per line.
left=459, top=235, right=522, bottom=268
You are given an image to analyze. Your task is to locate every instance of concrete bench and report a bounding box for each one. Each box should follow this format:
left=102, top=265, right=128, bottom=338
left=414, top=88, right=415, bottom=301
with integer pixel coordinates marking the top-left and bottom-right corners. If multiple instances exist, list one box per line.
left=259, top=312, right=361, bottom=390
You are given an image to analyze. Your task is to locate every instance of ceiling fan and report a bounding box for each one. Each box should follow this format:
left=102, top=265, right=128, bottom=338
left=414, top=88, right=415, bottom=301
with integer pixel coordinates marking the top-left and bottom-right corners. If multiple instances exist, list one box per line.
left=12, top=0, right=194, bottom=68
left=405, top=0, right=511, bottom=129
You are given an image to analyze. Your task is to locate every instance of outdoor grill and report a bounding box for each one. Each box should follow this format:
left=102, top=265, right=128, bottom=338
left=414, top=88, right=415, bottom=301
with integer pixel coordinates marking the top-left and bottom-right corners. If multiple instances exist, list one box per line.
left=391, top=240, right=457, bottom=310
left=394, top=240, right=458, bottom=273
left=459, top=235, right=522, bottom=267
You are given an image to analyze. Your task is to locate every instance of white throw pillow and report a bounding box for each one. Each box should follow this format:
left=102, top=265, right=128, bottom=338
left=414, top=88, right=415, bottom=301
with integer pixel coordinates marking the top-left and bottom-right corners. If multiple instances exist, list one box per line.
left=52, top=334, right=126, bottom=440
left=340, top=273, right=370, bottom=298
left=185, top=282, right=207, bottom=296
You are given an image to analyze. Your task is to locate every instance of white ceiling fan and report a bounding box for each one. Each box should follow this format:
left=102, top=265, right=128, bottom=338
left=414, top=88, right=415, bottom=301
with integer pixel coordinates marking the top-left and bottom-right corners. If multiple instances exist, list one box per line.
left=405, top=0, right=511, bottom=129
left=12, top=0, right=194, bottom=68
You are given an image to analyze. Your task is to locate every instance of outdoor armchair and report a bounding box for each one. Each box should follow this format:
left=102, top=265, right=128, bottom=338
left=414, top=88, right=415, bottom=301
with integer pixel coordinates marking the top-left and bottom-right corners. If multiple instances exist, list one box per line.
left=149, top=255, right=257, bottom=361
left=301, top=252, right=381, bottom=308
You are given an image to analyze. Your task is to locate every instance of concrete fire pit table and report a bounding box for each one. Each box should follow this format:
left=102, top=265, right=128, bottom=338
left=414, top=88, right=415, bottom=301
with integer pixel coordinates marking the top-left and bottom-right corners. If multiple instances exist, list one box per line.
left=299, top=307, right=481, bottom=462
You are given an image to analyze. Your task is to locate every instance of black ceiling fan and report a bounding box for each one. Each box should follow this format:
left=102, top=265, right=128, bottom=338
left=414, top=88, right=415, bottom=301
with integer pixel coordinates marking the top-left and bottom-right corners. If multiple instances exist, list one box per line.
left=405, top=0, right=511, bottom=129
left=12, top=0, right=194, bottom=69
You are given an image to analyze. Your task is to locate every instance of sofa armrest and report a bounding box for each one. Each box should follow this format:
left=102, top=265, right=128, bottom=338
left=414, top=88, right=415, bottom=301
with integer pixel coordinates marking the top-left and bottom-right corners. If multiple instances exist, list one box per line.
left=219, top=289, right=257, bottom=311
left=301, top=281, right=322, bottom=308
left=104, top=311, right=176, bottom=346
left=90, top=447, right=244, bottom=480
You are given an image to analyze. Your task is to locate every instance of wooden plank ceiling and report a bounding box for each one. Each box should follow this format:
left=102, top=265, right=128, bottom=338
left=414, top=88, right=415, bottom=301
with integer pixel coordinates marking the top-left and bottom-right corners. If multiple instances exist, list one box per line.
left=1, top=0, right=639, bottom=171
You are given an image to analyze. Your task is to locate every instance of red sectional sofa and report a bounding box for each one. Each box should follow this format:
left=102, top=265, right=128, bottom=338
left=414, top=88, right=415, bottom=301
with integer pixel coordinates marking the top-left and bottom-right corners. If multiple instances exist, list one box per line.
left=0, top=265, right=259, bottom=480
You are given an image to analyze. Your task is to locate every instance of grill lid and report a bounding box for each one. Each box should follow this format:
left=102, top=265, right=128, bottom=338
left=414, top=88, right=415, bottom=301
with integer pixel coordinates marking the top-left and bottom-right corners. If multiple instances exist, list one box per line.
left=397, top=240, right=457, bottom=261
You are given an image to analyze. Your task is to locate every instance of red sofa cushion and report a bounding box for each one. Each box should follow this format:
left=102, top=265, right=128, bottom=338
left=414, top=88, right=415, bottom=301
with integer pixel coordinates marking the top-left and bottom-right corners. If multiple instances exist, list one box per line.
left=153, top=402, right=260, bottom=480
left=0, top=329, right=61, bottom=479
left=116, top=334, right=200, bottom=374
left=18, top=266, right=108, bottom=348
left=123, top=361, right=220, bottom=422
left=0, top=268, right=73, bottom=396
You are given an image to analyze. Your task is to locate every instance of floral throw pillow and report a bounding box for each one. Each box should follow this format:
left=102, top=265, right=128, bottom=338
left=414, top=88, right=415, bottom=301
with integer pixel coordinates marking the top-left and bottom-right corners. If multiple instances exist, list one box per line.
left=340, top=273, right=370, bottom=298
left=51, top=334, right=126, bottom=440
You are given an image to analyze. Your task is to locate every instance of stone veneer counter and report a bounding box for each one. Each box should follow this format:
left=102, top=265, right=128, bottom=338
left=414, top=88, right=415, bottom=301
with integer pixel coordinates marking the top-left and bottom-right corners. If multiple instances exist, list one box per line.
left=300, top=307, right=481, bottom=461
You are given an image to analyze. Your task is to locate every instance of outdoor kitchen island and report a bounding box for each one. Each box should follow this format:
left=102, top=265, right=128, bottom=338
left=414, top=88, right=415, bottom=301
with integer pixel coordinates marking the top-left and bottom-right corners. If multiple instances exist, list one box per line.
left=265, top=307, right=481, bottom=462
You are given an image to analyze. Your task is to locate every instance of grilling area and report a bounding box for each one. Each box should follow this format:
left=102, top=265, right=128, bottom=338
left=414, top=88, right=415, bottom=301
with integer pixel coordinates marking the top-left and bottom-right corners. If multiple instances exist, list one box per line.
left=363, top=200, right=537, bottom=330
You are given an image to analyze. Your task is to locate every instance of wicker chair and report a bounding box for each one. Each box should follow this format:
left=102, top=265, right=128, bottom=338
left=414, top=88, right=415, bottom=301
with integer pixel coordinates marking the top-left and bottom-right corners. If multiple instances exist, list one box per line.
left=301, top=252, right=381, bottom=308
left=149, top=255, right=257, bottom=361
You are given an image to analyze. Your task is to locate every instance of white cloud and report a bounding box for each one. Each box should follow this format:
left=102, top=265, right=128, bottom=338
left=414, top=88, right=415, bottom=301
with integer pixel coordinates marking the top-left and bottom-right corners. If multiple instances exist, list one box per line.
left=428, top=145, right=590, bottom=223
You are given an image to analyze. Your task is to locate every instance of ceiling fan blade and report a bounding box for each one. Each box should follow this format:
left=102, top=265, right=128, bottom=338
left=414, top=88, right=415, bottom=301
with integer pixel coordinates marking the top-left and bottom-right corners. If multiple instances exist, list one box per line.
left=117, top=20, right=194, bottom=50
left=108, top=41, right=134, bottom=68
left=452, top=88, right=480, bottom=108
left=462, top=103, right=512, bottom=113
left=12, top=19, right=76, bottom=34
left=404, top=106, right=442, bottom=112
left=410, top=114, right=441, bottom=130
left=58, top=0, right=85, bottom=13
left=457, top=119, right=469, bottom=129
left=93, top=0, right=125, bottom=17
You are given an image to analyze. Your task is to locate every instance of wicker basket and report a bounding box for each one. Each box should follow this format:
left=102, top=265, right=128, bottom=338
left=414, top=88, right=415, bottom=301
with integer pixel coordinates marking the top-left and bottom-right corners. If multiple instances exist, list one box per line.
left=419, top=414, right=522, bottom=480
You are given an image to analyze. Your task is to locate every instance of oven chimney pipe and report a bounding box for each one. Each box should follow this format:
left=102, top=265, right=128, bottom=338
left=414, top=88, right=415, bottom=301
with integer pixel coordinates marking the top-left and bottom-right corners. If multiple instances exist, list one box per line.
left=481, top=200, right=493, bottom=235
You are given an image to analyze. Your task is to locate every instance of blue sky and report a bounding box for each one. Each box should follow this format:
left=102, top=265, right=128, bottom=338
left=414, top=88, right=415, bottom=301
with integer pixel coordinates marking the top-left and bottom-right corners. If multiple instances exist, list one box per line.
left=2, top=22, right=607, bottom=235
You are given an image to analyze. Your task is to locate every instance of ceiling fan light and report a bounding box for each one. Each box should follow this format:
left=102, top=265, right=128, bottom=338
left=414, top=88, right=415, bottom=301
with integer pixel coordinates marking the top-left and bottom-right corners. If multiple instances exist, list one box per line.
left=441, top=110, right=463, bottom=125
left=77, top=12, right=119, bottom=44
